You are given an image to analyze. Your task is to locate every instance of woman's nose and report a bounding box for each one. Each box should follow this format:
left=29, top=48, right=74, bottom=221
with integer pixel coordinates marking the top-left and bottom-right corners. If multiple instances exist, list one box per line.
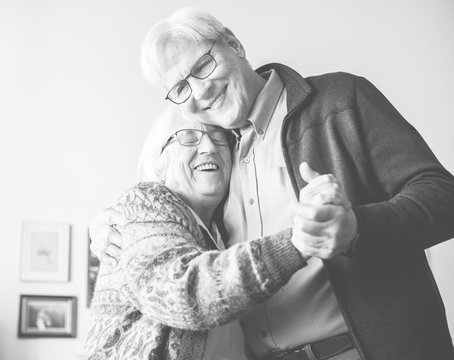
left=197, top=133, right=217, bottom=153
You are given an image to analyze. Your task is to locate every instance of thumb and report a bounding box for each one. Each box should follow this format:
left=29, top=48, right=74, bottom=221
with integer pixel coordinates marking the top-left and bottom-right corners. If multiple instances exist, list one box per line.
left=299, top=162, right=320, bottom=183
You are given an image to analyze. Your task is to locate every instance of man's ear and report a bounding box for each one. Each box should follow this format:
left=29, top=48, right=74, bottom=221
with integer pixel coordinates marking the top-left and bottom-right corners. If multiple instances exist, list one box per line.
left=222, top=28, right=246, bottom=58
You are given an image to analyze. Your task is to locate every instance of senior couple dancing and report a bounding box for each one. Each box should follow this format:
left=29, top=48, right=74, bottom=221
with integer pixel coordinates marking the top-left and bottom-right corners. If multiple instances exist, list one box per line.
left=77, top=7, right=454, bottom=360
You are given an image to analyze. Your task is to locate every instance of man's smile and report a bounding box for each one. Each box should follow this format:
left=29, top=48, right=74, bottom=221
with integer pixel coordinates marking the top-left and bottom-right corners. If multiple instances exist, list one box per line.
left=204, top=85, right=227, bottom=110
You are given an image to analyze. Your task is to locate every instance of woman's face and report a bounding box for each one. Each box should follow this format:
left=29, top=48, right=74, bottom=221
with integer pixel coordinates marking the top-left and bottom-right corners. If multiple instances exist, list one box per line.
left=162, top=123, right=232, bottom=211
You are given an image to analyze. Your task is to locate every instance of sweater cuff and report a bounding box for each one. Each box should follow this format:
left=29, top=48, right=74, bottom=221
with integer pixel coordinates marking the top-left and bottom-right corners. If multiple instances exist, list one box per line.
left=257, top=228, right=308, bottom=286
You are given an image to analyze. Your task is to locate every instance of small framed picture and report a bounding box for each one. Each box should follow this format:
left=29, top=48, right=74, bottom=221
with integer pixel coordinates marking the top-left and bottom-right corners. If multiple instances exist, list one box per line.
left=18, top=295, right=77, bottom=338
left=20, top=222, right=71, bottom=282
left=87, top=234, right=100, bottom=307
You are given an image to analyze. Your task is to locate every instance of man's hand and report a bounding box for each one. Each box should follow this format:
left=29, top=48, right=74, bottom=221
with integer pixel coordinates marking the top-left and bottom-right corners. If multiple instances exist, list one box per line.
left=89, top=208, right=125, bottom=265
left=291, top=163, right=358, bottom=259
left=298, top=162, right=351, bottom=210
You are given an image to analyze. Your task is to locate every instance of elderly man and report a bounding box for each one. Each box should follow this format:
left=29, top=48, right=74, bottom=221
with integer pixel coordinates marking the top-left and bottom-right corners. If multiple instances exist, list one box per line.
left=92, top=7, right=454, bottom=360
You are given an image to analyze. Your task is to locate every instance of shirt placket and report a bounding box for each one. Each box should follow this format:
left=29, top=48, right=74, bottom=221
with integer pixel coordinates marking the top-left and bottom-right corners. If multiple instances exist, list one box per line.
left=238, top=126, right=283, bottom=350
left=238, top=128, right=263, bottom=240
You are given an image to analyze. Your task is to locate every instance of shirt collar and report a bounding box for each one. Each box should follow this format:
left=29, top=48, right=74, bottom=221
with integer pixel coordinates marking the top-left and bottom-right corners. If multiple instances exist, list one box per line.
left=187, top=207, right=224, bottom=250
left=244, top=69, right=284, bottom=138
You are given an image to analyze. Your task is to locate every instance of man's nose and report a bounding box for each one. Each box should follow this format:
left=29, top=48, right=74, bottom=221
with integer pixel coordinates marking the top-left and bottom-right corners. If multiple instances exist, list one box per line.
left=188, top=77, right=211, bottom=101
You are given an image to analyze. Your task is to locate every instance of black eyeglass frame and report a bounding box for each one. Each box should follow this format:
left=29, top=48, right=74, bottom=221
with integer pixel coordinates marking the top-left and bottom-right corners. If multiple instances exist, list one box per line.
left=164, top=40, right=217, bottom=105
left=160, top=128, right=232, bottom=154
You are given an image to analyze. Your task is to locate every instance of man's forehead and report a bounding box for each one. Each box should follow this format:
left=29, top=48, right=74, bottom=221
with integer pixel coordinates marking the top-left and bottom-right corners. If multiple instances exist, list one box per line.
left=161, top=39, right=212, bottom=82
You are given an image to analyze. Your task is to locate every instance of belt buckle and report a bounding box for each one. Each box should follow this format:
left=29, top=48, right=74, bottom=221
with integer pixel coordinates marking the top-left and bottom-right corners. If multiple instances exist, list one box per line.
left=268, top=342, right=315, bottom=360
left=298, top=344, right=315, bottom=360
left=271, top=347, right=305, bottom=360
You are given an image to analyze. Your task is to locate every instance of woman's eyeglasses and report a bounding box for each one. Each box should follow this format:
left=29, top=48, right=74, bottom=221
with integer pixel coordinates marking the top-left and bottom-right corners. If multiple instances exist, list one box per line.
left=160, top=128, right=231, bottom=154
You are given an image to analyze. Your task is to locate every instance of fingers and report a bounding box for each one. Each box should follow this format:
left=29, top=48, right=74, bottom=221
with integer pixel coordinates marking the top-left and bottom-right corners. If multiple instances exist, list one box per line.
left=98, top=251, right=118, bottom=266
left=293, top=203, right=344, bottom=223
left=291, top=204, right=342, bottom=259
left=96, top=207, right=127, bottom=227
left=89, top=235, right=120, bottom=266
left=89, top=209, right=120, bottom=240
left=291, top=230, right=335, bottom=260
left=290, top=232, right=310, bottom=260
left=105, top=233, right=122, bottom=257
left=89, top=239, right=104, bottom=261
left=295, top=163, right=356, bottom=259
left=300, top=183, right=346, bottom=208
left=89, top=207, right=125, bottom=265
left=299, top=163, right=351, bottom=210
left=292, top=205, right=358, bottom=260
left=102, top=241, right=122, bottom=266
left=299, top=162, right=320, bottom=183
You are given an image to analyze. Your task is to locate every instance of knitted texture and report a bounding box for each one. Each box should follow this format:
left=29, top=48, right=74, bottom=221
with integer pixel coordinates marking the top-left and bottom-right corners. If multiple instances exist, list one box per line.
left=77, top=182, right=306, bottom=360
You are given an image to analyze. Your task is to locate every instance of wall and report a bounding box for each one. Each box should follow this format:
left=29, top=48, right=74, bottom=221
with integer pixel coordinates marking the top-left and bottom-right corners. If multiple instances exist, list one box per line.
left=1, top=0, right=453, bottom=359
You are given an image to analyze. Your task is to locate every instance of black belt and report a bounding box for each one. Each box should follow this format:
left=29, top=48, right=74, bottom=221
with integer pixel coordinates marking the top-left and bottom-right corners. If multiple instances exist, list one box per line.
left=262, top=333, right=354, bottom=360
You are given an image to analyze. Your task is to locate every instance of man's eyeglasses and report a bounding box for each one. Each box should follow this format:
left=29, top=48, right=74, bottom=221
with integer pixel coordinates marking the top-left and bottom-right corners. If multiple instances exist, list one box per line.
left=160, top=128, right=231, bottom=154
left=165, top=40, right=217, bottom=105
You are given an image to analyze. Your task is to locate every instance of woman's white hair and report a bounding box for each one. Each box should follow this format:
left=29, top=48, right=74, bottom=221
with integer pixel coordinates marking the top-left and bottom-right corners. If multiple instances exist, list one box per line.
left=140, top=7, right=227, bottom=86
left=137, top=106, right=193, bottom=182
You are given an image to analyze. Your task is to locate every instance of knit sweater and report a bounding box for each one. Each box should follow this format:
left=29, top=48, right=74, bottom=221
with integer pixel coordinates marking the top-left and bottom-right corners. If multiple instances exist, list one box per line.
left=77, top=182, right=306, bottom=360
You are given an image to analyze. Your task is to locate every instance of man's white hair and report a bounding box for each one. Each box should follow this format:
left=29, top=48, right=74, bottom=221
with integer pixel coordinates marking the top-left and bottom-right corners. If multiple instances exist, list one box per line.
left=140, top=7, right=227, bottom=87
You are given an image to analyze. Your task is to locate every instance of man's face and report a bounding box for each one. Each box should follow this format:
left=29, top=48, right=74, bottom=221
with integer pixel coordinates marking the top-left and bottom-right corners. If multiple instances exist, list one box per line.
left=161, top=39, right=263, bottom=130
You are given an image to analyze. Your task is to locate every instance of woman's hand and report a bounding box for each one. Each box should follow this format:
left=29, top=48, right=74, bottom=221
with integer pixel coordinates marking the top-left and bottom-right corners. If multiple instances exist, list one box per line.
left=89, top=207, right=125, bottom=265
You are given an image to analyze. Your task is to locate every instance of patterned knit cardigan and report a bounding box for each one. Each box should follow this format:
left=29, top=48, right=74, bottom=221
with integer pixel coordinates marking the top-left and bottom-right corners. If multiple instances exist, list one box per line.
left=76, top=182, right=306, bottom=360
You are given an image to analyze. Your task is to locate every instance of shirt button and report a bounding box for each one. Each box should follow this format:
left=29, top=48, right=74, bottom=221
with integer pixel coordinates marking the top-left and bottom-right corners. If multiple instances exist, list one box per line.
left=260, top=330, right=268, bottom=338
left=258, top=129, right=264, bottom=135
left=249, top=199, right=254, bottom=205
left=243, top=157, right=250, bottom=163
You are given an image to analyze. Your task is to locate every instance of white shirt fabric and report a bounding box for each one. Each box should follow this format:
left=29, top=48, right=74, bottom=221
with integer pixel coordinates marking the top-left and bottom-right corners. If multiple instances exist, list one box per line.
left=188, top=208, right=248, bottom=360
left=223, top=70, right=348, bottom=357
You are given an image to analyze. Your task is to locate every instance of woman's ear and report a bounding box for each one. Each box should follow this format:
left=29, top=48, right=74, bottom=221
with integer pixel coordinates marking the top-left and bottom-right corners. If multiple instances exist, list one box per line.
left=222, top=28, right=246, bottom=58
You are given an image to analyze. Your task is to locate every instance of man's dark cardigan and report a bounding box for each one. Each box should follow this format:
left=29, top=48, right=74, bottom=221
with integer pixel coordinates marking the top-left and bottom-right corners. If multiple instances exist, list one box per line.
left=256, top=63, right=454, bottom=360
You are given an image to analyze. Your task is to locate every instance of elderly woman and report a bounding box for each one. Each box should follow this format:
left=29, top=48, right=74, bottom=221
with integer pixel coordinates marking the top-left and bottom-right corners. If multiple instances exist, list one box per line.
left=77, top=107, right=312, bottom=360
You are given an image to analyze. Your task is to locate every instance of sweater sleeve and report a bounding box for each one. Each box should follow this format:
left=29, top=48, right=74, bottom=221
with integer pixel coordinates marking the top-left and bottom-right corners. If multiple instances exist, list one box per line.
left=114, top=183, right=306, bottom=331
left=351, top=76, right=454, bottom=255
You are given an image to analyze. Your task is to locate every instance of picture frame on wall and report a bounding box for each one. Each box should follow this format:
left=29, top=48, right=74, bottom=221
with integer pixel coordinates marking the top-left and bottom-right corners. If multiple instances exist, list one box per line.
left=87, top=234, right=100, bottom=307
left=20, top=222, right=71, bottom=282
left=18, top=295, right=77, bottom=338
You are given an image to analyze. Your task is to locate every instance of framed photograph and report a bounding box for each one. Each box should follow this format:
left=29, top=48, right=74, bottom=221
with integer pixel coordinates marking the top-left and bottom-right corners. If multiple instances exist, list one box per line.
left=20, top=222, right=71, bottom=282
left=87, top=234, right=100, bottom=307
left=18, top=295, right=77, bottom=338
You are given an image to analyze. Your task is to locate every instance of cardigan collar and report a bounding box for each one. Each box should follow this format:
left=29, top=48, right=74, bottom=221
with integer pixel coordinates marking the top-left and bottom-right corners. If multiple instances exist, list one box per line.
left=255, top=63, right=313, bottom=115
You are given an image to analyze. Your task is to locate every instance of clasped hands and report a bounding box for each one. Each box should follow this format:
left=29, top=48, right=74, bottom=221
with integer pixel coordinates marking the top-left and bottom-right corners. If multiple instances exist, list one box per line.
left=89, top=162, right=358, bottom=265
left=291, top=163, right=358, bottom=260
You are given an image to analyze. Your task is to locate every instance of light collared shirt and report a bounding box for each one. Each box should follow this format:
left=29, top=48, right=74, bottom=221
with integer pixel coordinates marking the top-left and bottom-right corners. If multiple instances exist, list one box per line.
left=188, top=208, right=248, bottom=360
left=223, top=70, right=348, bottom=357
